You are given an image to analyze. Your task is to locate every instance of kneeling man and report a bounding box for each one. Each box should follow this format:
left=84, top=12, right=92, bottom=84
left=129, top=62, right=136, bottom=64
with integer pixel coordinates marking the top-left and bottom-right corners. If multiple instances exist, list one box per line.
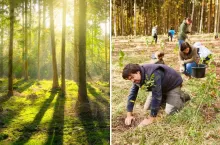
left=122, top=63, right=190, bottom=126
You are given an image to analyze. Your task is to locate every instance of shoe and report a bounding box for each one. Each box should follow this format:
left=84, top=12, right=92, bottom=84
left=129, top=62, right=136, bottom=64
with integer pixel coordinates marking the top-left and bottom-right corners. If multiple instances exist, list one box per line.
left=180, top=91, right=191, bottom=103
left=183, top=75, right=191, bottom=81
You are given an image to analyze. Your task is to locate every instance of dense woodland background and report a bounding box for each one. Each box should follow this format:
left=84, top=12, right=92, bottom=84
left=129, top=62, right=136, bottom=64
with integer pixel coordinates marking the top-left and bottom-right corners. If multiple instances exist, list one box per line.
left=112, top=0, right=220, bottom=36
left=0, top=0, right=109, bottom=97
left=0, top=0, right=110, bottom=144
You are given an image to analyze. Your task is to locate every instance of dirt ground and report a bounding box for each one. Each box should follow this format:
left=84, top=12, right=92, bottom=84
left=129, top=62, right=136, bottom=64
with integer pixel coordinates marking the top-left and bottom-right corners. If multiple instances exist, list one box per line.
left=111, top=34, right=220, bottom=144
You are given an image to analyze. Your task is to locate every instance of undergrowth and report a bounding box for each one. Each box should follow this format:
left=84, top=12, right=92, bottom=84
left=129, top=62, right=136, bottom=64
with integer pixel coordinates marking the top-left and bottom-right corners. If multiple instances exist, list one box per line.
left=0, top=79, right=110, bottom=145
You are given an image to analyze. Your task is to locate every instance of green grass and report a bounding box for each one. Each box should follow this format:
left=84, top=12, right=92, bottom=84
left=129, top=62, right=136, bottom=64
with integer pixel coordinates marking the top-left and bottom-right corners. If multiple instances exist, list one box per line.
left=112, top=35, right=220, bottom=144
left=112, top=69, right=220, bottom=144
left=0, top=79, right=110, bottom=145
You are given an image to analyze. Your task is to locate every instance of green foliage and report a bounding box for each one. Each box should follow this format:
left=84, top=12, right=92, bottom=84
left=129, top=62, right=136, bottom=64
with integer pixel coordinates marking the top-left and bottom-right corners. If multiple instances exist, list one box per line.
left=118, top=50, right=125, bottom=67
left=174, top=43, right=179, bottom=54
left=142, top=74, right=155, bottom=91
left=145, top=37, right=154, bottom=47
left=159, top=40, right=165, bottom=51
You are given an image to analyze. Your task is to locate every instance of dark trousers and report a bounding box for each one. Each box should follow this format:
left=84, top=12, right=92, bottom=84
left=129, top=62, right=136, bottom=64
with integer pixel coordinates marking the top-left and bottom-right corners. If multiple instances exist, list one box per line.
left=153, top=35, right=158, bottom=44
left=168, top=33, right=173, bottom=41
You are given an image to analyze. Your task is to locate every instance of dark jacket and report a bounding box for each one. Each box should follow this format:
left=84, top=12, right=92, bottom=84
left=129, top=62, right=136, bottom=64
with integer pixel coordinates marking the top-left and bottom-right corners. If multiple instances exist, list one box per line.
left=178, top=20, right=189, bottom=41
left=127, top=64, right=183, bottom=116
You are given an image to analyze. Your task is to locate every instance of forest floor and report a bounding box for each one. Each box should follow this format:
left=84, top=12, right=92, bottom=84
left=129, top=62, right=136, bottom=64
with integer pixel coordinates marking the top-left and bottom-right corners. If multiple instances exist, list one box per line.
left=112, top=34, right=220, bottom=144
left=0, top=79, right=110, bottom=144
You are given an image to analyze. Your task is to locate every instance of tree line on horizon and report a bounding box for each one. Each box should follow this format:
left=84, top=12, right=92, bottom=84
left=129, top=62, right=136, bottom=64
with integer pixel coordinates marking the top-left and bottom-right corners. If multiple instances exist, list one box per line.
left=112, top=0, right=220, bottom=36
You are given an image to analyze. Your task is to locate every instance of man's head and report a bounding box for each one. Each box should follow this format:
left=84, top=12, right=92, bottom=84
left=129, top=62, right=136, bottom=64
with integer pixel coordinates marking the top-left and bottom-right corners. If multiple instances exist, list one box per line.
left=180, top=42, right=191, bottom=54
left=185, top=17, right=192, bottom=25
left=122, top=63, right=141, bottom=84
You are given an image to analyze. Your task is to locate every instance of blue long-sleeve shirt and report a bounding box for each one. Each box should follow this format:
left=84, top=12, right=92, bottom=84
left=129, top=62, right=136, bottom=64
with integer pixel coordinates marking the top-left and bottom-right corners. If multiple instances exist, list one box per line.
left=168, top=30, right=175, bottom=36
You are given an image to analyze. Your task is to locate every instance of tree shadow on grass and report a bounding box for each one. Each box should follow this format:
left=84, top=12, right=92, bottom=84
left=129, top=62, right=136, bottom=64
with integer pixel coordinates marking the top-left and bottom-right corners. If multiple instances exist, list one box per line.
left=13, top=79, right=35, bottom=93
left=13, top=92, right=57, bottom=145
left=87, top=84, right=110, bottom=143
left=45, top=93, right=65, bottom=145
left=0, top=95, right=11, bottom=104
left=87, top=84, right=109, bottom=105
left=75, top=100, right=104, bottom=145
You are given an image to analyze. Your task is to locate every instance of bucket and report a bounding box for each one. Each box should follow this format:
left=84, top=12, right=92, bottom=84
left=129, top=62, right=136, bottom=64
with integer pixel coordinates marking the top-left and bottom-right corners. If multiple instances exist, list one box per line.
left=191, top=64, right=206, bottom=78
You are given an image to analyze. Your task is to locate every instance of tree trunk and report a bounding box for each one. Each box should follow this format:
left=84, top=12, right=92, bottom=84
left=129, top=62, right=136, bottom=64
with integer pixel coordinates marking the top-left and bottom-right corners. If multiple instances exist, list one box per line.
left=113, top=0, right=117, bottom=37
left=22, top=2, right=25, bottom=77
left=217, top=0, right=220, bottom=34
left=73, top=0, right=79, bottom=83
left=49, top=0, right=59, bottom=89
left=78, top=0, right=88, bottom=103
left=134, top=0, right=136, bottom=36
left=105, top=1, right=108, bottom=80
left=29, top=0, right=32, bottom=50
left=143, top=0, right=147, bottom=35
left=24, top=0, right=28, bottom=80
left=0, top=1, right=4, bottom=77
left=8, top=0, right=14, bottom=96
left=61, top=0, right=67, bottom=94
left=105, top=19, right=108, bottom=80
left=208, top=0, right=211, bottom=33
left=121, top=0, right=123, bottom=35
left=29, top=0, right=32, bottom=60
left=214, top=0, right=219, bottom=35
left=200, top=0, right=205, bottom=33
left=42, top=0, right=46, bottom=75
left=38, top=0, right=41, bottom=80
left=0, top=27, right=3, bottom=77
left=190, top=0, right=195, bottom=32
left=210, top=0, right=213, bottom=32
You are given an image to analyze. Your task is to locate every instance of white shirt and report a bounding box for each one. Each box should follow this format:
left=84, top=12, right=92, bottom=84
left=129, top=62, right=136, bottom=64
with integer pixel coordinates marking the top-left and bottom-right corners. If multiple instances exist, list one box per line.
left=193, top=42, right=212, bottom=58
left=152, top=27, right=157, bottom=36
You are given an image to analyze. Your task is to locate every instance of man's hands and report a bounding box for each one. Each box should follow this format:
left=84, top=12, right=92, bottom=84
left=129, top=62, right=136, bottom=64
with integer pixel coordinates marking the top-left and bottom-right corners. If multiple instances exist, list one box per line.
left=138, top=116, right=156, bottom=127
left=125, top=112, right=135, bottom=125
left=125, top=112, right=157, bottom=127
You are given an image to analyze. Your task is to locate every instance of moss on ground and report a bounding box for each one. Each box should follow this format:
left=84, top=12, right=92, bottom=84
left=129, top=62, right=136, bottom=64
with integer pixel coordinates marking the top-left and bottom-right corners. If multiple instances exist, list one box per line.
left=0, top=79, right=110, bottom=145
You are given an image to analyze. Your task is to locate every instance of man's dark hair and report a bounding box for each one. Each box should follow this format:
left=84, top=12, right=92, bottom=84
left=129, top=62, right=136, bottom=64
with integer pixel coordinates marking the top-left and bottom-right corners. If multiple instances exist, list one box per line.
left=122, top=63, right=141, bottom=79
left=180, top=42, right=192, bottom=52
left=185, top=17, right=192, bottom=23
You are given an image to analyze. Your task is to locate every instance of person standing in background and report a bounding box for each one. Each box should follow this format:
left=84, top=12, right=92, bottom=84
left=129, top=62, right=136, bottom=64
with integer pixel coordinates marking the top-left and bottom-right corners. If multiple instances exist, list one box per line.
left=152, top=25, right=158, bottom=44
left=178, top=17, right=192, bottom=48
left=168, top=27, right=175, bottom=42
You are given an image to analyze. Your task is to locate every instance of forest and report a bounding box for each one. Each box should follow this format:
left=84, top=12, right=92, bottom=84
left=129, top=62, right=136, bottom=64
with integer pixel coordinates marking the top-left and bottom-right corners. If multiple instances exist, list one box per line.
left=0, top=0, right=110, bottom=144
left=112, top=0, right=220, bottom=144
left=112, top=0, right=220, bottom=36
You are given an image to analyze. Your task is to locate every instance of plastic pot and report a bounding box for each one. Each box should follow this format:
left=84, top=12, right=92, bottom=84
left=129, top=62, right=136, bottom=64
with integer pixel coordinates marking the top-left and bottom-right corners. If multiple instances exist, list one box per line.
left=191, top=64, right=206, bottom=78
